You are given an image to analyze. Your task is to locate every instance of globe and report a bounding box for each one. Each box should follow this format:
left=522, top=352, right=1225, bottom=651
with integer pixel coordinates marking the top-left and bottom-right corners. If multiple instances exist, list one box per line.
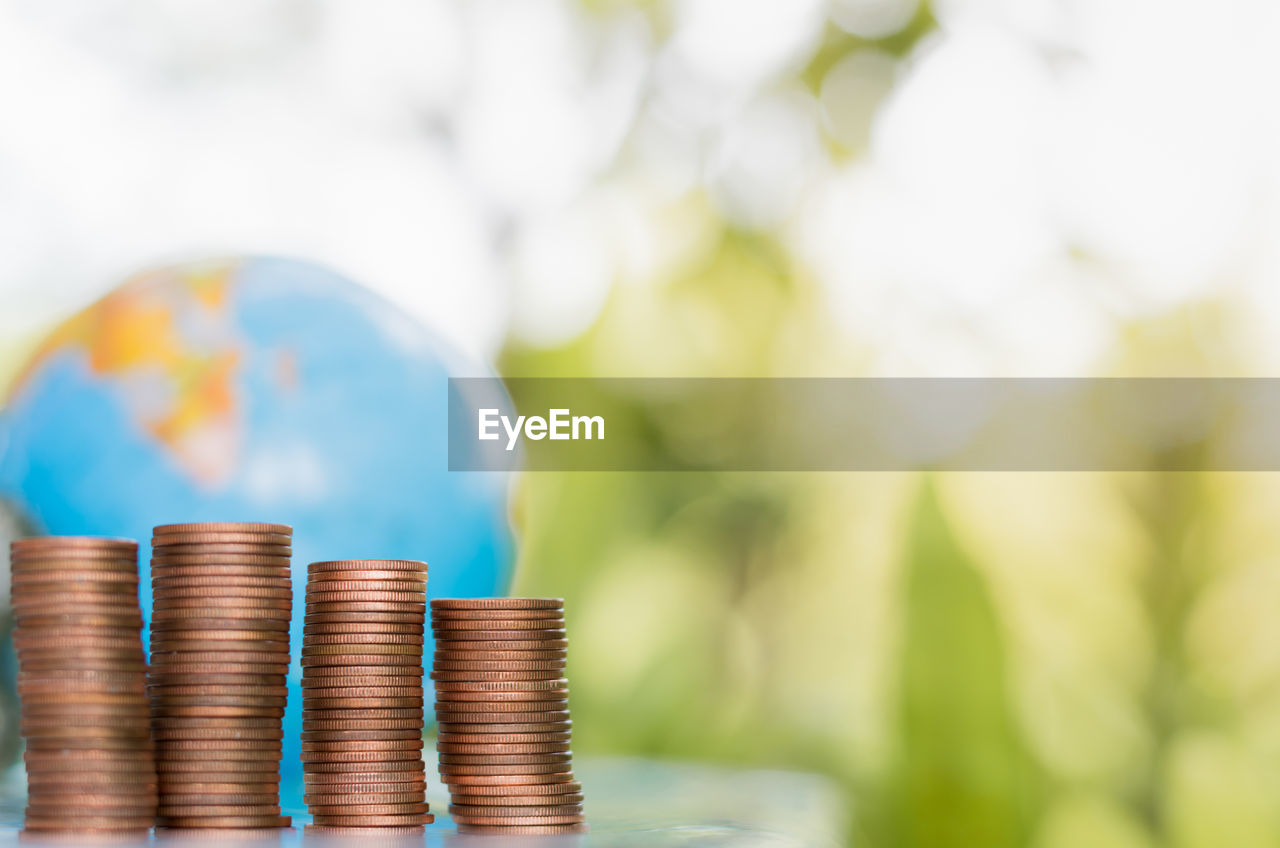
left=0, top=256, right=515, bottom=776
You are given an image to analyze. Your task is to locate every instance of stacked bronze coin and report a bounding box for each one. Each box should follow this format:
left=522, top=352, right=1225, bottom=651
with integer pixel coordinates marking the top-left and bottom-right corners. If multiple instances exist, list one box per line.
left=430, top=598, right=585, bottom=835
left=10, top=537, right=157, bottom=835
left=148, top=522, right=293, bottom=831
left=301, top=560, right=432, bottom=832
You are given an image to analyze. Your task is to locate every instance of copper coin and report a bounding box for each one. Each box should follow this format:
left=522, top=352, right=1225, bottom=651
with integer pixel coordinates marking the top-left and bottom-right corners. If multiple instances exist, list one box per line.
left=303, top=690, right=424, bottom=703
left=146, top=662, right=290, bottom=676
left=432, top=679, right=567, bottom=692
left=309, top=815, right=431, bottom=827
left=150, top=706, right=285, bottom=718
left=151, top=653, right=290, bottom=667
left=304, top=621, right=422, bottom=635
left=438, top=743, right=571, bottom=756
left=300, top=750, right=422, bottom=764
left=304, top=708, right=422, bottom=721
left=151, top=555, right=291, bottom=567
left=13, top=536, right=136, bottom=550
left=303, top=720, right=423, bottom=732
left=151, top=641, right=289, bottom=655
left=159, top=793, right=281, bottom=808
left=22, top=817, right=155, bottom=831
left=302, top=774, right=425, bottom=787
left=152, top=728, right=284, bottom=742
left=303, top=760, right=425, bottom=774
left=303, top=826, right=425, bottom=835
left=18, top=662, right=147, bottom=675
left=307, top=602, right=424, bottom=615
left=450, top=804, right=582, bottom=817
left=430, top=610, right=564, bottom=621
left=434, top=689, right=569, bottom=703
left=302, top=699, right=421, bottom=712
left=154, top=596, right=292, bottom=609
left=305, top=612, right=424, bottom=624
left=156, top=737, right=281, bottom=750
left=154, top=588, right=292, bottom=603
left=434, top=699, right=569, bottom=713
left=154, top=756, right=280, bottom=770
left=302, top=729, right=422, bottom=741
left=25, top=738, right=152, bottom=752
left=437, top=733, right=571, bottom=745
left=303, top=664, right=423, bottom=678
left=306, top=589, right=423, bottom=602
left=20, top=719, right=149, bottom=734
left=153, top=575, right=292, bottom=590
left=303, top=792, right=425, bottom=806
left=155, top=522, right=290, bottom=535
left=437, top=718, right=572, bottom=730
left=152, top=609, right=290, bottom=623
left=439, top=753, right=571, bottom=765
left=151, top=696, right=287, bottom=709
left=301, top=740, right=423, bottom=753
left=450, top=782, right=582, bottom=797
left=430, top=630, right=565, bottom=642
left=306, top=576, right=425, bottom=589
left=430, top=671, right=564, bottom=682
left=16, top=614, right=142, bottom=630
left=152, top=547, right=292, bottom=560
left=442, top=773, right=574, bottom=786
left=304, top=633, right=423, bottom=645
left=442, top=722, right=573, bottom=737
left=456, top=823, right=588, bottom=835
left=437, top=763, right=570, bottom=776
left=15, top=636, right=143, bottom=652
left=154, top=815, right=290, bottom=828
left=435, top=650, right=566, bottom=662
left=306, top=580, right=425, bottom=594
left=433, top=660, right=565, bottom=672
left=156, top=809, right=280, bottom=819
left=152, top=531, right=292, bottom=545
left=12, top=568, right=137, bottom=583
left=304, top=643, right=421, bottom=656
left=308, top=805, right=429, bottom=818
left=431, top=617, right=560, bottom=631
left=308, top=560, right=425, bottom=573
left=302, top=654, right=420, bottom=667
left=153, top=752, right=281, bottom=765
left=431, top=599, right=561, bottom=610
left=301, top=676, right=423, bottom=689
left=450, top=814, right=584, bottom=826
left=151, top=618, right=290, bottom=632
left=148, top=681, right=288, bottom=695
left=148, top=672, right=286, bottom=685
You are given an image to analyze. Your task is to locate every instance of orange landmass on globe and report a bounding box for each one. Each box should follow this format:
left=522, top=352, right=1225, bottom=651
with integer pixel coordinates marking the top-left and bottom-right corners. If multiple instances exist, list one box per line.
left=8, top=261, right=245, bottom=488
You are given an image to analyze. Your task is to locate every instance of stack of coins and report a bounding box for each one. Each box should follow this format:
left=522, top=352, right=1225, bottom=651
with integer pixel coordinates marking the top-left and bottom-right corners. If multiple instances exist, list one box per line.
left=301, top=560, right=432, bottom=833
left=10, top=537, right=157, bottom=835
left=430, top=598, right=585, bottom=835
left=148, top=522, right=293, bottom=831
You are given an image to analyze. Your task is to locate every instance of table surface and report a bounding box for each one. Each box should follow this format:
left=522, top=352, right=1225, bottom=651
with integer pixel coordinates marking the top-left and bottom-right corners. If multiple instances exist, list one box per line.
left=0, top=753, right=848, bottom=847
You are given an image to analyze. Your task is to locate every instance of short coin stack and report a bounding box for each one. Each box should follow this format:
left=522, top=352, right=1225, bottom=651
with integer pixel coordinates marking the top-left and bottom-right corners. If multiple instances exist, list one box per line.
left=148, top=522, right=293, bottom=831
left=430, top=598, right=585, bottom=835
left=10, top=537, right=157, bottom=835
left=302, top=560, right=432, bottom=833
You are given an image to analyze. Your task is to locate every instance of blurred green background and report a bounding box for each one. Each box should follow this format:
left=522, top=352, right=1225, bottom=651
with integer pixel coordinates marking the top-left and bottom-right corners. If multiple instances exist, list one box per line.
left=6, top=0, right=1280, bottom=845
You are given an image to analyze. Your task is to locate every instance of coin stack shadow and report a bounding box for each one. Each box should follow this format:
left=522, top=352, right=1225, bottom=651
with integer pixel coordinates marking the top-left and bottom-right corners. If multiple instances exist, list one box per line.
left=148, top=522, right=293, bottom=831
left=430, top=598, right=586, bottom=835
left=301, top=559, right=433, bottom=832
left=11, top=537, right=158, bottom=836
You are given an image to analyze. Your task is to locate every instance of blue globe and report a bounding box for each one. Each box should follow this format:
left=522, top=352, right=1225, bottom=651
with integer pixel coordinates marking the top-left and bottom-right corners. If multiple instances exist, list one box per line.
left=0, top=256, right=514, bottom=776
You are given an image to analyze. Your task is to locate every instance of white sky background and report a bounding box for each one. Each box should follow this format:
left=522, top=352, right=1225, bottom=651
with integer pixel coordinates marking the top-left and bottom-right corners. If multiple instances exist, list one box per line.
left=1, top=0, right=1280, bottom=375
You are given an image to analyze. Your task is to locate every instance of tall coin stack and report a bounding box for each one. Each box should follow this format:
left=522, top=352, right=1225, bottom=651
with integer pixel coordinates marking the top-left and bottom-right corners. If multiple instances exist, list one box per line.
left=301, top=560, right=432, bottom=832
left=10, top=537, right=157, bottom=836
left=148, top=522, right=293, bottom=831
left=430, top=598, right=586, bottom=835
